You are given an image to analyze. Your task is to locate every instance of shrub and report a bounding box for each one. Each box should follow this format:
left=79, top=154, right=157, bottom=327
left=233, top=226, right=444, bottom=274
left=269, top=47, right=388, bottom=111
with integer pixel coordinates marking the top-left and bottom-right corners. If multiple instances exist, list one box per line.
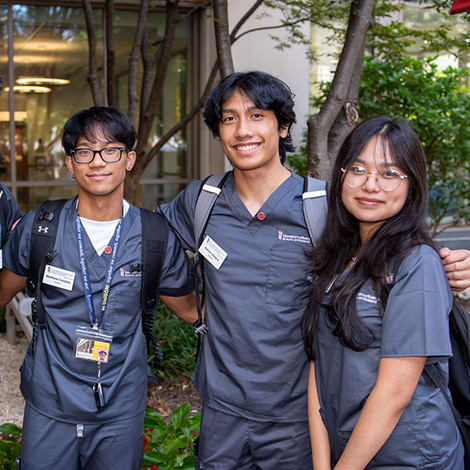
left=142, top=404, right=200, bottom=469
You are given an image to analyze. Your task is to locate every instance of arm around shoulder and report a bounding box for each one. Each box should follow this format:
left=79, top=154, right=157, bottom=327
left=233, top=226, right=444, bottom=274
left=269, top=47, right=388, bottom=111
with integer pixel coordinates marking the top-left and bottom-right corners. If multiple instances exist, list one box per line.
left=160, top=293, right=198, bottom=325
left=440, top=247, right=470, bottom=292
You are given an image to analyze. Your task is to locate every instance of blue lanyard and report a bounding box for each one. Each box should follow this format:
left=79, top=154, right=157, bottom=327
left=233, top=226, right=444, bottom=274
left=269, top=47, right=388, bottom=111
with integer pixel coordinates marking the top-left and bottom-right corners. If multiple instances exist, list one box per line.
left=75, top=213, right=123, bottom=329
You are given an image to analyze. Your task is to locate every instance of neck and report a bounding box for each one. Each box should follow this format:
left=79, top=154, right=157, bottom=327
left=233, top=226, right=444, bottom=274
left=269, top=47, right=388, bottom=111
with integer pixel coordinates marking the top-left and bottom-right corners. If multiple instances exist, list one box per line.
left=233, top=165, right=290, bottom=216
left=77, top=193, right=124, bottom=221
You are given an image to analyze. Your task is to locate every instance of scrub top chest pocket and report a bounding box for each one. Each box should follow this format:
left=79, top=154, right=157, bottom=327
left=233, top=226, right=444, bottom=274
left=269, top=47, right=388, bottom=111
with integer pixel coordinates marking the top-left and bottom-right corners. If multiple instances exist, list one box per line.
left=266, top=245, right=310, bottom=308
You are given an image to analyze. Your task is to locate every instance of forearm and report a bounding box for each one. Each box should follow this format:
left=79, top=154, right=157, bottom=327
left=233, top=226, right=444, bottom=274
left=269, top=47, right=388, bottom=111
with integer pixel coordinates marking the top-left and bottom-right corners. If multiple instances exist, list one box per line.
left=308, top=362, right=332, bottom=470
left=0, top=268, right=26, bottom=309
left=160, top=293, right=198, bottom=324
left=334, top=356, right=426, bottom=470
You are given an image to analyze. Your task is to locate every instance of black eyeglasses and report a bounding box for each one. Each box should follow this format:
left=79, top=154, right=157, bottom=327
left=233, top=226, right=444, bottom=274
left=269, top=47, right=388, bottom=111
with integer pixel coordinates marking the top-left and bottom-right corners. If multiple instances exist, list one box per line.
left=71, top=147, right=125, bottom=164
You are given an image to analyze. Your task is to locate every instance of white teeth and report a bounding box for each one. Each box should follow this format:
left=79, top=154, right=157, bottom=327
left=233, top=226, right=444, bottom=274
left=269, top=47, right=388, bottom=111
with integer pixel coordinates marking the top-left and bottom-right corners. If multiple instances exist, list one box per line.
left=236, top=143, right=259, bottom=150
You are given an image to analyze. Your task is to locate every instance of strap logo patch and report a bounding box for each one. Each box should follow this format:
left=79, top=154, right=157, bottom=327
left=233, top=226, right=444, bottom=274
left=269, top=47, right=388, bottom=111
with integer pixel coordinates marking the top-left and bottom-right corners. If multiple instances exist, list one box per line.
left=37, top=225, right=49, bottom=234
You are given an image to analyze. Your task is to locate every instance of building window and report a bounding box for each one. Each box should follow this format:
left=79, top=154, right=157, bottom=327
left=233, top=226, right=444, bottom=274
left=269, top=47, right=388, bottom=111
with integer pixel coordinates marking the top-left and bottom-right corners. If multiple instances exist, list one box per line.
left=0, top=3, right=191, bottom=212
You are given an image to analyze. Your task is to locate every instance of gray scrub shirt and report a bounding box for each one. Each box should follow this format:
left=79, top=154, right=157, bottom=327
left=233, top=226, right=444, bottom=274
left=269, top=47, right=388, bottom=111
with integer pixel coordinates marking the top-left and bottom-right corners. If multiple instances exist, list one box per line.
left=314, top=245, right=464, bottom=468
left=0, top=182, right=21, bottom=248
left=3, top=197, right=194, bottom=424
left=159, top=171, right=314, bottom=422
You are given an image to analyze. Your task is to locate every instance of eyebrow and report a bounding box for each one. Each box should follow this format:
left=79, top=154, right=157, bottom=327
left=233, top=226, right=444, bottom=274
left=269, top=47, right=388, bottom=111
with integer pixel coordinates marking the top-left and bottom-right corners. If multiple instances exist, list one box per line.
left=221, top=105, right=260, bottom=114
left=353, top=158, right=397, bottom=168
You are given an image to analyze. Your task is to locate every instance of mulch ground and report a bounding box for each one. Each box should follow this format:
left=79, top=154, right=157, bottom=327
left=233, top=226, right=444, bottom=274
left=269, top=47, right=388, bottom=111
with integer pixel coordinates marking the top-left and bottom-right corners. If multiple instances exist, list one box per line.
left=147, top=375, right=202, bottom=421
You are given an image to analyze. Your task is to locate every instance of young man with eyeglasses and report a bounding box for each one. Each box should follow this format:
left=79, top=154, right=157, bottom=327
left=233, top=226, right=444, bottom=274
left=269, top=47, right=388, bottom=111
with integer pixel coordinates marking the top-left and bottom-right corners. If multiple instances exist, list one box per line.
left=0, top=106, right=198, bottom=469
left=159, top=71, right=470, bottom=469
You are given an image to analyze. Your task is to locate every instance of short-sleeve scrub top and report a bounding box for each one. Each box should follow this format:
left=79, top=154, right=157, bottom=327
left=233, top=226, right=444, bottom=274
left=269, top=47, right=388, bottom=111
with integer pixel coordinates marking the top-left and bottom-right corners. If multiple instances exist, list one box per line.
left=314, top=245, right=464, bottom=469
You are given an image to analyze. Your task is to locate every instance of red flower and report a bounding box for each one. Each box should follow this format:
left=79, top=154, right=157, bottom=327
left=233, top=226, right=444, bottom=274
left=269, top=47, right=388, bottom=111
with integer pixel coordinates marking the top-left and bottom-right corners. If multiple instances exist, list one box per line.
left=143, top=434, right=149, bottom=451
left=150, top=466, right=159, bottom=470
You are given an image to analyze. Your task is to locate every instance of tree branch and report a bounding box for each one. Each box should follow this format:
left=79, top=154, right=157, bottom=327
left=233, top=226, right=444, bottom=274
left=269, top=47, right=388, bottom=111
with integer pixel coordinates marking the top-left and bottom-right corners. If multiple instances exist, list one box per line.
left=105, top=0, right=116, bottom=107
left=230, top=0, right=265, bottom=40
left=233, top=17, right=309, bottom=42
left=128, top=0, right=148, bottom=122
left=82, top=0, right=103, bottom=106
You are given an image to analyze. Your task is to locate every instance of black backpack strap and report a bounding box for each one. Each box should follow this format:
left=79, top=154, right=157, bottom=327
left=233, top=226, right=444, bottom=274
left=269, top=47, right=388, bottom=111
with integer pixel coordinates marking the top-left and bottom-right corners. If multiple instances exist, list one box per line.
left=27, top=199, right=67, bottom=328
left=140, top=208, right=168, bottom=373
left=192, top=172, right=230, bottom=339
left=302, top=176, right=328, bottom=247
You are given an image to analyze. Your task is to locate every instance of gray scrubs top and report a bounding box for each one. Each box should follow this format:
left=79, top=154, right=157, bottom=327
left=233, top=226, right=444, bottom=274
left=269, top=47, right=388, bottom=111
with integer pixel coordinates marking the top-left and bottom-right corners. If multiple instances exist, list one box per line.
left=3, top=197, right=194, bottom=424
left=159, top=171, right=313, bottom=422
left=0, top=182, right=21, bottom=248
left=315, top=245, right=464, bottom=468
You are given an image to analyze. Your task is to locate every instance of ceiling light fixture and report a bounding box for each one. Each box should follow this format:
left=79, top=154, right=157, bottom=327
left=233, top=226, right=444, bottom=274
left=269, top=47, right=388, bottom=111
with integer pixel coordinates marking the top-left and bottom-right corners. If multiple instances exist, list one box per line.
left=16, top=77, right=70, bottom=86
left=4, top=85, right=51, bottom=94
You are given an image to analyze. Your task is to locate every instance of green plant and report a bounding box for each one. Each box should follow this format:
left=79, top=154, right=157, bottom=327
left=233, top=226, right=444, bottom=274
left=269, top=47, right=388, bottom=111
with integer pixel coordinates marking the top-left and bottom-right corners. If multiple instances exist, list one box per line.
left=142, top=404, right=200, bottom=470
left=289, top=56, right=470, bottom=234
left=150, top=304, right=197, bottom=379
left=0, top=423, right=22, bottom=470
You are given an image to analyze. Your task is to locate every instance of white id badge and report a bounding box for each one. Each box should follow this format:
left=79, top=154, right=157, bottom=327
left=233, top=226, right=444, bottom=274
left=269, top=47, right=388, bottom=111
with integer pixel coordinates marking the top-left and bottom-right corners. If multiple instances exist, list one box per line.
left=43, top=265, right=75, bottom=291
left=74, top=326, right=113, bottom=363
left=198, top=235, right=227, bottom=270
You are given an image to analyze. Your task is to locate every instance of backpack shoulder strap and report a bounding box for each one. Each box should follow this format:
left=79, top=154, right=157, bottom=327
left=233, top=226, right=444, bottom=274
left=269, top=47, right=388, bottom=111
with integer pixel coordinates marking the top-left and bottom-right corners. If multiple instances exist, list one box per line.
left=26, top=199, right=67, bottom=297
left=302, top=176, right=328, bottom=247
left=139, top=208, right=168, bottom=371
left=194, top=172, right=230, bottom=249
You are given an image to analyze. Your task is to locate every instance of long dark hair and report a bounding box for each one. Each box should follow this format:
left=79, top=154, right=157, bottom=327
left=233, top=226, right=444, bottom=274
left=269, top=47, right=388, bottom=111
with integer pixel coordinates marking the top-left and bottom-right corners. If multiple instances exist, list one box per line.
left=302, top=117, right=434, bottom=360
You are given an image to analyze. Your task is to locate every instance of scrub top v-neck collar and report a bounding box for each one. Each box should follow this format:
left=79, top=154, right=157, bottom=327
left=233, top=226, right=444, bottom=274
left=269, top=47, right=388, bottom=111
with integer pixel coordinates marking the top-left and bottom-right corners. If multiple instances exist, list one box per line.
left=224, top=171, right=296, bottom=237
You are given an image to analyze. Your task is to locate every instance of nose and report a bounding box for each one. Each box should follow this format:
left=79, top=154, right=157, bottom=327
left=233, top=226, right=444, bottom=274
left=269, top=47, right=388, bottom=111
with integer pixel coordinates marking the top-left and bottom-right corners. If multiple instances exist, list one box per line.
left=362, top=172, right=380, bottom=192
left=235, top=117, right=254, bottom=139
left=89, top=150, right=107, bottom=167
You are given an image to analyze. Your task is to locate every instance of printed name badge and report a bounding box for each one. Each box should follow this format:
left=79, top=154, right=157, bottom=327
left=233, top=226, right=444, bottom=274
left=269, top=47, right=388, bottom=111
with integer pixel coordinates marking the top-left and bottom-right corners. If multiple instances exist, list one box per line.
left=198, top=235, right=227, bottom=270
left=42, top=264, right=75, bottom=291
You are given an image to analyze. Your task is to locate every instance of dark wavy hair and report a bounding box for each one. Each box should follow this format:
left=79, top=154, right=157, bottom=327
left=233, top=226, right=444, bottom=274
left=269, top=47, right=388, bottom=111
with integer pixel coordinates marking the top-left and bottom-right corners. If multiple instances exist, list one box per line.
left=202, top=71, right=296, bottom=164
left=302, top=116, right=434, bottom=360
left=62, top=106, right=136, bottom=155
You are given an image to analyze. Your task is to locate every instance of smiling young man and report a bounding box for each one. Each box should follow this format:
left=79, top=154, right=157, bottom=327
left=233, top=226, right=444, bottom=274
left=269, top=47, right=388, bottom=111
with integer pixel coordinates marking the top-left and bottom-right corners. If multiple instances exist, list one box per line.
left=158, top=71, right=470, bottom=469
left=0, top=107, right=197, bottom=469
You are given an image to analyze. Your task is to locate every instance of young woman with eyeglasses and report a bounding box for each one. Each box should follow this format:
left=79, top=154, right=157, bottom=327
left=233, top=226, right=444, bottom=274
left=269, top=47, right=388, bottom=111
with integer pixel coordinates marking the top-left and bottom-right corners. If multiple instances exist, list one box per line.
left=302, top=117, right=464, bottom=469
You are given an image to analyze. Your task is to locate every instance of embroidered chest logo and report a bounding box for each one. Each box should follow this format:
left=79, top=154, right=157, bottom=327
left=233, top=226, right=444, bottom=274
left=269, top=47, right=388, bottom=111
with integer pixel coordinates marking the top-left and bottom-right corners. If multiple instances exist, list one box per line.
left=277, top=230, right=310, bottom=244
left=356, top=292, right=378, bottom=304
left=120, top=265, right=142, bottom=277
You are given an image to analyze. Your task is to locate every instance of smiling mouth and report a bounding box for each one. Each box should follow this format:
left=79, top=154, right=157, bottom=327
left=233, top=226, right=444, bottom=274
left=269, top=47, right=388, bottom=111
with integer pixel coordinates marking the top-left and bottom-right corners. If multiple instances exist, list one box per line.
left=88, top=173, right=110, bottom=178
left=233, top=143, right=260, bottom=151
left=357, top=198, right=382, bottom=205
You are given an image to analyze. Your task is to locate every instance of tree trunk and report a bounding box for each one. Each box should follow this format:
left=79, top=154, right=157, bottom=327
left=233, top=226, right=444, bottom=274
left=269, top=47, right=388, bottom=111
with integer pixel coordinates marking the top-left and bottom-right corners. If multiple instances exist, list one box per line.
left=307, top=0, right=375, bottom=182
left=213, top=0, right=234, bottom=77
